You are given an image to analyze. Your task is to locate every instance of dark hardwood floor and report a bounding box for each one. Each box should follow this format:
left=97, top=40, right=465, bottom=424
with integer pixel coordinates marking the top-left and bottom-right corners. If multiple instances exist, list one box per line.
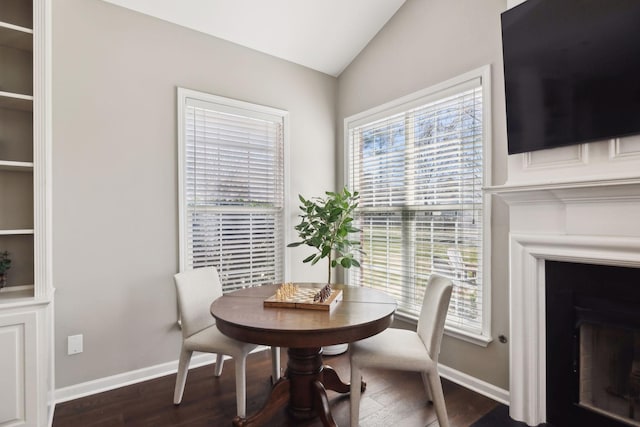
left=53, top=349, right=499, bottom=426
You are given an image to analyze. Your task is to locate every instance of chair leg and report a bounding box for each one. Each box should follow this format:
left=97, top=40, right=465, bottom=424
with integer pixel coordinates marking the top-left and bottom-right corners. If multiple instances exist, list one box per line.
left=271, top=346, right=281, bottom=382
left=421, top=371, right=433, bottom=402
left=173, top=347, right=193, bottom=404
left=235, top=354, right=248, bottom=418
left=427, top=370, right=449, bottom=427
left=214, top=353, right=224, bottom=377
left=350, top=363, right=362, bottom=427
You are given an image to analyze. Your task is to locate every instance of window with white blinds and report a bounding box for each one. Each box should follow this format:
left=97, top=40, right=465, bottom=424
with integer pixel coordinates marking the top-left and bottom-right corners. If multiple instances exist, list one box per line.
left=346, top=67, right=491, bottom=341
left=178, top=88, right=287, bottom=293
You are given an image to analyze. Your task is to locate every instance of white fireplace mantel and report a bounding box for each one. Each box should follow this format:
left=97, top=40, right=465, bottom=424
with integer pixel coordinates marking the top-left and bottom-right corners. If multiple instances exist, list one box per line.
left=491, top=177, right=640, bottom=204
left=489, top=176, right=640, bottom=425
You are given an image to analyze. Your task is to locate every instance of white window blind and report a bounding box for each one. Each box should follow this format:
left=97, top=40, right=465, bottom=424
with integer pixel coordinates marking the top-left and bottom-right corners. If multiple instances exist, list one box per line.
left=346, top=68, right=490, bottom=338
left=178, top=89, right=287, bottom=292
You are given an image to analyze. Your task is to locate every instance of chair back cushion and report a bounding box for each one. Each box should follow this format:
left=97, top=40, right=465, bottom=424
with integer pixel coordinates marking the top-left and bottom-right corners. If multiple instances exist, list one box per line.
left=174, top=267, right=223, bottom=338
left=416, top=274, right=453, bottom=360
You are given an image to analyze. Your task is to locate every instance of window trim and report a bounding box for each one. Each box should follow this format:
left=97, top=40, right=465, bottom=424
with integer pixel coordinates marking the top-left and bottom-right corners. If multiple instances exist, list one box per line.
left=343, top=66, right=493, bottom=346
left=177, top=87, right=291, bottom=280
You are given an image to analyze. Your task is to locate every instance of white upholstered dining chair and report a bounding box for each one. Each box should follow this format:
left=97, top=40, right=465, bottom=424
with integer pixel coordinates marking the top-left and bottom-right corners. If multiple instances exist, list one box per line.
left=173, top=267, right=280, bottom=417
left=349, top=274, right=453, bottom=427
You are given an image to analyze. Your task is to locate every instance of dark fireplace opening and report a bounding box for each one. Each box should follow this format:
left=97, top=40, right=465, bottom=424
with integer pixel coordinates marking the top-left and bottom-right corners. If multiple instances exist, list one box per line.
left=546, top=261, right=640, bottom=427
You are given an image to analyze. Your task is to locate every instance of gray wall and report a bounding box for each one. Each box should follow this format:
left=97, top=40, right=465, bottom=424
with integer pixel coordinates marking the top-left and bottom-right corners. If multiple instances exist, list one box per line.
left=53, top=0, right=512, bottom=392
left=53, top=0, right=337, bottom=387
left=337, top=0, right=511, bottom=389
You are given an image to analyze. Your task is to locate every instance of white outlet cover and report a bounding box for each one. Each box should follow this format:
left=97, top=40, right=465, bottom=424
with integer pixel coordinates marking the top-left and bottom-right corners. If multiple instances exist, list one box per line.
left=68, top=334, right=83, bottom=355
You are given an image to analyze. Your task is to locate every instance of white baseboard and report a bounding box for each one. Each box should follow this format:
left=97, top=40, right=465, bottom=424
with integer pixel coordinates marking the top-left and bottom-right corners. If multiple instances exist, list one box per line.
left=438, top=363, right=510, bottom=406
left=47, top=403, right=55, bottom=427
left=55, top=353, right=215, bottom=403
left=54, top=346, right=269, bottom=404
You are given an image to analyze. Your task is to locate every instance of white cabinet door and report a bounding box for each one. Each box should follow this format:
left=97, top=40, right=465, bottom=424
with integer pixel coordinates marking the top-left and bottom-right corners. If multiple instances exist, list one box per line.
left=0, top=310, right=37, bottom=427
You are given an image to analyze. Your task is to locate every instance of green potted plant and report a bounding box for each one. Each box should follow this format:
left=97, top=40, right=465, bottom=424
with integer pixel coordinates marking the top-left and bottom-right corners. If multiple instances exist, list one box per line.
left=0, top=251, right=11, bottom=289
left=288, top=187, right=364, bottom=355
left=288, top=187, right=363, bottom=284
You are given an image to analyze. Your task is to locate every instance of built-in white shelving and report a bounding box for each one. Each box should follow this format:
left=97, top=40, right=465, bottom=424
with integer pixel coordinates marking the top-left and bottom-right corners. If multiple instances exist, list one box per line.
left=0, top=2, right=36, bottom=296
left=0, top=1, right=53, bottom=424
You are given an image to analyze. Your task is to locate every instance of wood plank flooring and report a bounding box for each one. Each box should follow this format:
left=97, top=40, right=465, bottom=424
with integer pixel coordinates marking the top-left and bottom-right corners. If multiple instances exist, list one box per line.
left=53, top=349, right=498, bottom=426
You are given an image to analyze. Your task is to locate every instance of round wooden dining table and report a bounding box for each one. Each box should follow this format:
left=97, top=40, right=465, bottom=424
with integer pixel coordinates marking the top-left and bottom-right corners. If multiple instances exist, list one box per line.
left=210, top=283, right=397, bottom=427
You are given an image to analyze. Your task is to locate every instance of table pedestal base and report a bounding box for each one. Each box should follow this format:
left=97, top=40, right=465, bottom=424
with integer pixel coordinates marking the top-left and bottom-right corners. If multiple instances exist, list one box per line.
left=232, top=347, right=365, bottom=427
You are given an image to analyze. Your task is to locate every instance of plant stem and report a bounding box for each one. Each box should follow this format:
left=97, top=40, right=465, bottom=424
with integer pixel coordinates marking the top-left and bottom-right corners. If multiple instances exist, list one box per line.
left=327, top=217, right=340, bottom=284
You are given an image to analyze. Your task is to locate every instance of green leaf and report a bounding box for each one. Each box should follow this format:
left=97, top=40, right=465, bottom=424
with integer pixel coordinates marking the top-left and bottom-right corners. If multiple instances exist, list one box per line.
left=287, top=187, right=363, bottom=282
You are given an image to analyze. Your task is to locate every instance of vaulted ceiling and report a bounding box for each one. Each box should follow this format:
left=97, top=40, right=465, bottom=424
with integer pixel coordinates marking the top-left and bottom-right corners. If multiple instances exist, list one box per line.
left=101, top=0, right=406, bottom=76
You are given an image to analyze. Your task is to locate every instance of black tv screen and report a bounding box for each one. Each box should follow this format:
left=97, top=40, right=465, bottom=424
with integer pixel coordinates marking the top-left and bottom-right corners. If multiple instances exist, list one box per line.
left=501, top=0, right=640, bottom=155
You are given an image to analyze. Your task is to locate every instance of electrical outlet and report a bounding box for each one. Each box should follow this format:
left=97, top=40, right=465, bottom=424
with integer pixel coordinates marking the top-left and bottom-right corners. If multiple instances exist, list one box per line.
left=67, top=334, right=83, bottom=355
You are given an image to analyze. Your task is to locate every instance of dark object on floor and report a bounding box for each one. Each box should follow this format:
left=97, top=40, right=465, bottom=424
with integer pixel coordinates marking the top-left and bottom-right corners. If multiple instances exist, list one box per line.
left=471, top=404, right=551, bottom=427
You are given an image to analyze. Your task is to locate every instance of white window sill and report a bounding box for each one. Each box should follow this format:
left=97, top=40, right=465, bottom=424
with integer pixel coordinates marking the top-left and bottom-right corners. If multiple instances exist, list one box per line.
left=393, top=311, right=493, bottom=347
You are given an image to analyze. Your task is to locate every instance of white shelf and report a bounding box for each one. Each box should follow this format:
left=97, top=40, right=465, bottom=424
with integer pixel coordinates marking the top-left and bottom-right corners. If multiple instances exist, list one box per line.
left=0, top=90, right=33, bottom=111
left=0, top=21, right=32, bottom=51
left=0, top=160, right=33, bottom=171
left=0, top=229, right=34, bottom=236
left=0, top=285, right=33, bottom=297
left=0, top=285, right=36, bottom=307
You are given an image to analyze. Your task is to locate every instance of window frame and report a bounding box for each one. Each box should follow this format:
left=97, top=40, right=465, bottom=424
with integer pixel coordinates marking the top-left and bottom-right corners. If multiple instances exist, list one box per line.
left=343, top=66, right=492, bottom=346
left=177, top=87, right=291, bottom=288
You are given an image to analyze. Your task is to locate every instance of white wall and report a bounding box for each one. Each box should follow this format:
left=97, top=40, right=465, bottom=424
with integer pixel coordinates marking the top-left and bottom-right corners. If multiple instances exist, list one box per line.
left=53, top=0, right=337, bottom=387
left=337, top=0, right=511, bottom=389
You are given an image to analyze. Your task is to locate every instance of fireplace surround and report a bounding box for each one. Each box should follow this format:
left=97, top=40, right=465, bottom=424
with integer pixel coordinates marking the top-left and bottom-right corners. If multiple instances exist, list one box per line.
left=504, top=229, right=640, bottom=426
left=493, top=155, right=640, bottom=426
left=545, top=261, right=640, bottom=426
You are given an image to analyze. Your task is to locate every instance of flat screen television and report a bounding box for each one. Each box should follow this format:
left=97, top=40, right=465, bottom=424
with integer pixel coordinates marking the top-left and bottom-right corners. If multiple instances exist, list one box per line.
left=501, top=0, right=640, bottom=155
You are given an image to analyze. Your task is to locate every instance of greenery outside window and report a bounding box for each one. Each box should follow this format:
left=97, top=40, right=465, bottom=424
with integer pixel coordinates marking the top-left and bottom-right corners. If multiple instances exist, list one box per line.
left=345, top=67, right=492, bottom=344
left=177, top=88, right=288, bottom=292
